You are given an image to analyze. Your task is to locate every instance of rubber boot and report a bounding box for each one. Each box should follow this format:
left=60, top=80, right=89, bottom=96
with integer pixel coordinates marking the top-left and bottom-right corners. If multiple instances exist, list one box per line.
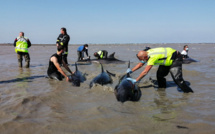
left=18, top=61, right=22, bottom=68
left=25, top=62, right=30, bottom=68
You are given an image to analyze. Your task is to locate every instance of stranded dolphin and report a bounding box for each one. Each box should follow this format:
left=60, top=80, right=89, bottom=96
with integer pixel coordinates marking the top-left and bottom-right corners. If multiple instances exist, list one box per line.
left=89, top=62, right=115, bottom=88
left=114, top=61, right=141, bottom=103
left=69, top=63, right=86, bottom=86
left=91, top=52, right=126, bottom=64
left=76, top=52, right=126, bottom=64
left=183, top=57, right=199, bottom=64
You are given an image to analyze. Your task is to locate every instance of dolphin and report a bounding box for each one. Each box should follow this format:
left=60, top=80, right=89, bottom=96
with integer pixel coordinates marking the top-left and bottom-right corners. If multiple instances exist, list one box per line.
left=76, top=52, right=126, bottom=64
left=114, top=61, right=141, bottom=103
left=89, top=62, right=115, bottom=88
left=91, top=52, right=126, bottom=64
left=183, top=57, right=199, bottom=64
left=69, top=63, right=86, bottom=86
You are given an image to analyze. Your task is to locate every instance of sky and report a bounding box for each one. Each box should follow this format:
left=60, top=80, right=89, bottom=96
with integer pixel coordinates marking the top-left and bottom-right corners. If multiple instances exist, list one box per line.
left=0, top=0, right=215, bottom=44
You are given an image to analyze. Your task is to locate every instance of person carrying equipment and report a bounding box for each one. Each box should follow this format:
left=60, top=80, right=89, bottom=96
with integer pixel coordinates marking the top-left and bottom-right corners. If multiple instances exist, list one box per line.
left=56, top=27, right=70, bottom=64
left=94, top=50, right=108, bottom=59
left=77, top=44, right=89, bottom=61
left=13, top=32, right=31, bottom=68
left=126, top=47, right=193, bottom=93
left=47, top=45, right=73, bottom=81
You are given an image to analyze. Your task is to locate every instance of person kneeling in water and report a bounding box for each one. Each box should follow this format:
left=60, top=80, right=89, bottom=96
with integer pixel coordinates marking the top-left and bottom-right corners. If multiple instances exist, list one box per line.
left=47, top=45, right=73, bottom=81
left=94, top=50, right=108, bottom=59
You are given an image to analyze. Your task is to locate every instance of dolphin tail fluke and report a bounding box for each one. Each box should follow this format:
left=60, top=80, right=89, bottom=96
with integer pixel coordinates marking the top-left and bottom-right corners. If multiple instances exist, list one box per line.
left=106, top=70, right=116, bottom=77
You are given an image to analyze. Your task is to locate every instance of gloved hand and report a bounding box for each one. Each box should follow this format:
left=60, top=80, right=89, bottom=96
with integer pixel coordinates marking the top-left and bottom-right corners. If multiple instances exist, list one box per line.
left=126, top=78, right=137, bottom=84
left=126, top=68, right=132, bottom=74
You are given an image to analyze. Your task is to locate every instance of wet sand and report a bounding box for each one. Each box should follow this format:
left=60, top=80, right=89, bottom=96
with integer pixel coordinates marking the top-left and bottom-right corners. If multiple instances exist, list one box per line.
left=0, top=43, right=215, bottom=134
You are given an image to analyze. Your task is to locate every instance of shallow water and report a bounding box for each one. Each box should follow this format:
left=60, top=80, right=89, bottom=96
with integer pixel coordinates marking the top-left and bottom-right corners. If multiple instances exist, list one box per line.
left=0, top=44, right=215, bottom=134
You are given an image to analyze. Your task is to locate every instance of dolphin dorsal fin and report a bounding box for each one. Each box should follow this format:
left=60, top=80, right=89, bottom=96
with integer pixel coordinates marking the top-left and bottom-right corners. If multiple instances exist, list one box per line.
left=100, top=62, right=104, bottom=73
left=108, top=52, right=115, bottom=58
left=127, top=61, right=130, bottom=77
left=75, top=62, right=78, bottom=71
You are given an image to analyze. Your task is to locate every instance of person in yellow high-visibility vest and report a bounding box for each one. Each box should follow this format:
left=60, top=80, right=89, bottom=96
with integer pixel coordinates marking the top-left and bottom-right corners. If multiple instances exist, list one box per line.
left=126, top=47, right=193, bottom=93
left=13, top=32, right=31, bottom=68
left=94, top=50, right=108, bottom=59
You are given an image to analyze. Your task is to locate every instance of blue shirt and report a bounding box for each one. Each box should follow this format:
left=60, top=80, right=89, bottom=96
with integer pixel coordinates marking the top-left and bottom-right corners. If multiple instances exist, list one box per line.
left=77, top=45, right=84, bottom=52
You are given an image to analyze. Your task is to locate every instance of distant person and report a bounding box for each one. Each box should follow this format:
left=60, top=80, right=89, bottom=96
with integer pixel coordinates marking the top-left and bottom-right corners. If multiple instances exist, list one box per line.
left=94, top=50, right=108, bottom=59
left=181, top=45, right=189, bottom=58
left=126, top=47, right=193, bottom=93
left=56, top=27, right=70, bottom=64
left=143, top=46, right=151, bottom=51
left=13, top=32, right=31, bottom=68
left=47, top=45, right=73, bottom=81
left=77, top=44, right=89, bottom=61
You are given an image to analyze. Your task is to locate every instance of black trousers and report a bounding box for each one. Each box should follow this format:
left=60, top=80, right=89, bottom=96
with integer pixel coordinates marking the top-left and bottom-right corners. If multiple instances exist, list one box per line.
left=48, top=72, right=63, bottom=81
left=156, top=55, right=193, bottom=93
left=62, top=53, right=68, bottom=64
left=77, top=51, right=83, bottom=61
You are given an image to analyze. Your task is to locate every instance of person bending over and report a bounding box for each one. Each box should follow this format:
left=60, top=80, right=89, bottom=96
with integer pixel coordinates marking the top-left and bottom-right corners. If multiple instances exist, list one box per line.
left=47, top=45, right=73, bottom=81
left=127, top=47, right=193, bottom=93
left=77, top=44, right=89, bottom=61
left=94, top=50, right=108, bottom=59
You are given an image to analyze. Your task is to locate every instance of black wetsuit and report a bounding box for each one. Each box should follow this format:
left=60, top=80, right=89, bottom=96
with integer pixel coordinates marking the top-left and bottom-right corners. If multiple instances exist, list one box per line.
left=56, top=34, right=70, bottom=64
left=47, top=53, right=63, bottom=81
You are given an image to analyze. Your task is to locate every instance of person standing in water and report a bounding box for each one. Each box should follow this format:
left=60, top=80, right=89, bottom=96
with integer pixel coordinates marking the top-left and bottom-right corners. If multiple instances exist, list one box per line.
left=13, top=32, right=31, bottom=68
left=181, top=45, right=189, bottom=58
left=126, top=47, right=193, bottom=93
left=47, top=45, right=73, bottom=81
left=56, top=27, right=70, bottom=65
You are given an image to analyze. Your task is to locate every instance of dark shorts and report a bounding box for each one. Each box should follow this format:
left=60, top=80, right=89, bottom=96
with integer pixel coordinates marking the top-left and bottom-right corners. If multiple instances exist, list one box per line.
left=48, top=72, right=63, bottom=81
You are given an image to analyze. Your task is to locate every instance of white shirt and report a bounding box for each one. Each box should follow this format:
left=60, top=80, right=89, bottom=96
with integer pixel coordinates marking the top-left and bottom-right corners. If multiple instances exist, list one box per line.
left=181, top=50, right=187, bottom=55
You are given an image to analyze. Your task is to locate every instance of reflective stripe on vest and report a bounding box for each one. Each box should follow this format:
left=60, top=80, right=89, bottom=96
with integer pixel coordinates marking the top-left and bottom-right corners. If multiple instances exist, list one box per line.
left=97, top=51, right=103, bottom=58
left=148, top=48, right=167, bottom=65
left=147, top=47, right=176, bottom=66
left=15, top=37, right=28, bottom=53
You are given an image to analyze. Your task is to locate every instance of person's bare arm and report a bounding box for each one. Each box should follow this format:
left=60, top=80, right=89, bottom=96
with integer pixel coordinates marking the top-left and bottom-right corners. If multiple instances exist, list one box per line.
left=136, top=65, right=153, bottom=81
left=51, top=57, right=69, bottom=81
left=62, top=60, right=73, bottom=74
left=131, top=63, right=144, bottom=72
